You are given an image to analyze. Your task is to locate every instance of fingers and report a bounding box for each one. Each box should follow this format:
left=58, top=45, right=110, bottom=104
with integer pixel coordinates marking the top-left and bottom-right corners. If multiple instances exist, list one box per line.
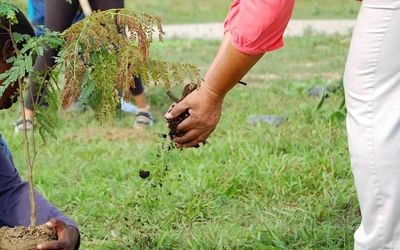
left=45, top=218, right=65, bottom=235
left=165, top=103, right=176, bottom=117
left=37, top=241, right=62, bottom=250
left=165, top=87, right=220, bottom=148
left=173, top=110, right=193, bottom=132
left=37, top=220, right=64, bottom=250
left=36, top=219, right=79, bottom=250
left=168, top=112, right=205, bottom=146
left=44, top=218, right=59, bottom=229
left=174, top=129, right=211, bottom=148
left=165, top=101, right=188, bottom=120
left=166, top=105, right=217, bottom=147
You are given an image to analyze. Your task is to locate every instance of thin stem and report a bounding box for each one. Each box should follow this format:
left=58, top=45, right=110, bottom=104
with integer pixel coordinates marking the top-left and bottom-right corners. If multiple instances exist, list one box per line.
left=19, top=73, right=37, bottom=226
left=3, top=22, right=38, bottom=226
left=166, top=90, right=179, bottom=103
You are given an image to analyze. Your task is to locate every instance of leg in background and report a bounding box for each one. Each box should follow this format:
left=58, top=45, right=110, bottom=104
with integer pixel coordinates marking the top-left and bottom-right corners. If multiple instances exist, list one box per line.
left=14, top=0, right=80, bottom=132
left=131, top=77, right=154, bottom=128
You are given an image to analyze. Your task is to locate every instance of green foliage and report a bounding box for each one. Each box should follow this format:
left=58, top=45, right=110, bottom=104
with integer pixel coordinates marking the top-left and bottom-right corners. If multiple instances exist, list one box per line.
left=35, top=83, right=61, bottom=142
left=0, top=2, right=201, bottom=227
left=1, top=5, right=65, bottom=140
left=0, top=51, right=30, bottom=93
left=0, top=1, right=18, bottom=21
left=60, top=9, right=201, bottom=123
left=0, top=0, right=356, bottom=247
left=0, top=31, right=358, bottom=248
left=312, top=77, right=346, bottom=122
left=1, top=4, right=201, bottom=136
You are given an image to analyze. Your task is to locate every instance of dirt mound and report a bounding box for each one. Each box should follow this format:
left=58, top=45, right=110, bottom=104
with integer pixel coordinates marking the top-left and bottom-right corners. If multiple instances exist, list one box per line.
left=0, top=225, right=56, bottom=250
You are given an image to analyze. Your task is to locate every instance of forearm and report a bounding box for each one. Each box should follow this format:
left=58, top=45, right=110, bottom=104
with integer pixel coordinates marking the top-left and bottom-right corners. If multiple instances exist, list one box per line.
left=205, top=0, right=296, bottom=98
left=202, top=32, right=264, bottom=100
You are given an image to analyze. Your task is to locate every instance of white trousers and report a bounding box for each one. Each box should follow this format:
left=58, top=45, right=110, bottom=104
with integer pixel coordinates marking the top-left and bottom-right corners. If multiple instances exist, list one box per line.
left=344, top=0, right=400, bottom=249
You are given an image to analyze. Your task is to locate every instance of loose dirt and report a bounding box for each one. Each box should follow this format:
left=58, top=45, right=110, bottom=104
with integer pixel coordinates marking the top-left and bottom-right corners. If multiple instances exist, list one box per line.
left=0, top=225, right=56, bottom=250
left=165, top=83, right=199, bottom=146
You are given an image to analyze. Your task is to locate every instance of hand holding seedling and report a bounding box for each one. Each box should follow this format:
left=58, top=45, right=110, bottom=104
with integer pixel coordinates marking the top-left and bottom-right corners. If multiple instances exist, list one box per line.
left=166, top=83, right=222, bottom=148
left=165, top=32, right=263, bottom=148
left=36, top=218, right=79, bottom=250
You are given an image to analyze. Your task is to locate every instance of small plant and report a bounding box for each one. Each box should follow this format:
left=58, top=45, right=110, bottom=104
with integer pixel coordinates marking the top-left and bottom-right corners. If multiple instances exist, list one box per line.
left=312, top=77, right=346, bottom=122
left=60, top=9, right=201, bottom=123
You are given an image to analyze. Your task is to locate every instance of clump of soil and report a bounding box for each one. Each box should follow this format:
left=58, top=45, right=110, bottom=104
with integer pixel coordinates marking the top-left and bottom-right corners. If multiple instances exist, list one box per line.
left=165, top=83, right=199, bottom=146
left=139, top=169, right=150, bottom=179
left=0, top=225, right=56, bottom=250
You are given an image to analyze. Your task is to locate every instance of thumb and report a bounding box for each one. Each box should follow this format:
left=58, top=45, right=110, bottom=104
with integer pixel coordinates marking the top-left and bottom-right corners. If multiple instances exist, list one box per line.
left=165, top=101, right=189, bottom=119
left=37, top=241, right=59, bottom=250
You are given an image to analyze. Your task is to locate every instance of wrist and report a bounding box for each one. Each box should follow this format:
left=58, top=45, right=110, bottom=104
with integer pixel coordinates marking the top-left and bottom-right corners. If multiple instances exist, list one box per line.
left=67, top=225, right=80, bottom=249
left=200, top=79, right=227, bottom=104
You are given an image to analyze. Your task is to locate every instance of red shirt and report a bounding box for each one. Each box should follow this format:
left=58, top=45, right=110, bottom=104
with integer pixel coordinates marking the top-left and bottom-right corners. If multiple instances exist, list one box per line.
left=224, top=0, right=295, bottom=55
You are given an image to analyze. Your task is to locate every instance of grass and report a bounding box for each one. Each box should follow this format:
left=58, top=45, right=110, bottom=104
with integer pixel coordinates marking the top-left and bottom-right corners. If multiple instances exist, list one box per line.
left=12, top=0, right=361, bottom=24
left=0, top=32, right=359, bottom=249
left=124, top=0, right=361, bottom=23
left=3, top=1, right=361, bottom=249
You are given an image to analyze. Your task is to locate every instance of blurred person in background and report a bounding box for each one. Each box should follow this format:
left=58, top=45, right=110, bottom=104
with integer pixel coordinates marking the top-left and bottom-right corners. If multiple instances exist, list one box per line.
left=14, top=0, right=154, bottom=132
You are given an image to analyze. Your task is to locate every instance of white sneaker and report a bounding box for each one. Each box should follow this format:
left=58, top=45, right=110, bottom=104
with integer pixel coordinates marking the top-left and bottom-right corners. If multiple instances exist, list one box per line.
left=134, top=109, right=155, bottom=128
left=13, top=118, right=33, bottom=133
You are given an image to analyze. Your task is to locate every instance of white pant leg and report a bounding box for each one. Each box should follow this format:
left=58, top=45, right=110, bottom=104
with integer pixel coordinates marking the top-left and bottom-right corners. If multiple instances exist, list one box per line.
left=344, top=0, right=400, bottom=249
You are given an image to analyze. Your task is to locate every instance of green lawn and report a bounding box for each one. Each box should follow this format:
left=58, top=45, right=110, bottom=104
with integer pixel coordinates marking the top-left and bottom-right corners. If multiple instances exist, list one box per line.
left=3, top=0, right=361, bottom=249
left=13, top=0, right=360, bottom=24
left=1, top=32, right=359, bottom=249
left=125, top=0, right=360, bottom=23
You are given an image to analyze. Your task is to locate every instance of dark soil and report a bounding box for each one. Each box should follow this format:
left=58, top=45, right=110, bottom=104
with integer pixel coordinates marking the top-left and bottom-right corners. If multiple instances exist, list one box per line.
left=0, top=225, right=56, bottom=250
left=139, top=170, right=150, bottom=179
left=166, top=83, right=199, bottom=146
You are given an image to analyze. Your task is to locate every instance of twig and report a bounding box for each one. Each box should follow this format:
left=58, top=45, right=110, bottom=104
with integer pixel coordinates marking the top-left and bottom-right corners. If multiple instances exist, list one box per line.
left=3, top=21, right=38, bottom=226
left=166, top=90, right=179, bottom=103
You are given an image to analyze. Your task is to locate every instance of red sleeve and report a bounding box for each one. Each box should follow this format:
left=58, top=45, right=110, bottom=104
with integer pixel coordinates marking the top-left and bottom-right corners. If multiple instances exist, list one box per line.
left=223, top=0, right=295, bottom=55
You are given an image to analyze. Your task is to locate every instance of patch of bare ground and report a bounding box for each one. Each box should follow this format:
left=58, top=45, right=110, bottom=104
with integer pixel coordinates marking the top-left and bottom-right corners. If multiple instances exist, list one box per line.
left=67, top=127, right=157, bottom=142
left=243, top=72, right=342, bottom=88
left=0, top=225, right=56, bottom=250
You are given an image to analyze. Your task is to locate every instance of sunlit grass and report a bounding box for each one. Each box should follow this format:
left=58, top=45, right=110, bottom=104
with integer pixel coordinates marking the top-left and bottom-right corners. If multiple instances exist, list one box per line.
left=0, top=33, right=360, bottom=249
left=13, top=0, right=360, bottom=25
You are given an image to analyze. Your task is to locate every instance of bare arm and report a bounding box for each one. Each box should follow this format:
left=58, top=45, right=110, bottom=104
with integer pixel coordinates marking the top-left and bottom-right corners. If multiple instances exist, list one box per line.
left=165, top=0, right=295, bottom=148
left=165, top=32, right=264, bottom=148
left=202, top=32, right=264, bottom=100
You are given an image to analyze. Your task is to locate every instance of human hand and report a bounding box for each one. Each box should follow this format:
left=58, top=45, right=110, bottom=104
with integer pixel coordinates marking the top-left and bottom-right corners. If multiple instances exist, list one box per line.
left=165, top=84, right=223, bottom=148
left=37, top=218, right=79, bottom=250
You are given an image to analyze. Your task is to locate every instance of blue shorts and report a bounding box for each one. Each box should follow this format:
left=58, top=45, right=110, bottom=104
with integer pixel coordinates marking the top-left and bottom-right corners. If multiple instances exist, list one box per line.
left=27, top=0, right=84, bottom=36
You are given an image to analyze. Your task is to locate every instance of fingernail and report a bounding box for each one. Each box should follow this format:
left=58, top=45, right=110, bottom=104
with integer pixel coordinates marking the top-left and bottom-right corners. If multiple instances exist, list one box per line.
left=165, top=113, right=172, bottom=119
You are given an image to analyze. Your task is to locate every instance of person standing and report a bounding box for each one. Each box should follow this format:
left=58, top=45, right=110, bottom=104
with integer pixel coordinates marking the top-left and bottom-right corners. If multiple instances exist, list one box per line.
left=343, top=0, right=400, bottom=248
